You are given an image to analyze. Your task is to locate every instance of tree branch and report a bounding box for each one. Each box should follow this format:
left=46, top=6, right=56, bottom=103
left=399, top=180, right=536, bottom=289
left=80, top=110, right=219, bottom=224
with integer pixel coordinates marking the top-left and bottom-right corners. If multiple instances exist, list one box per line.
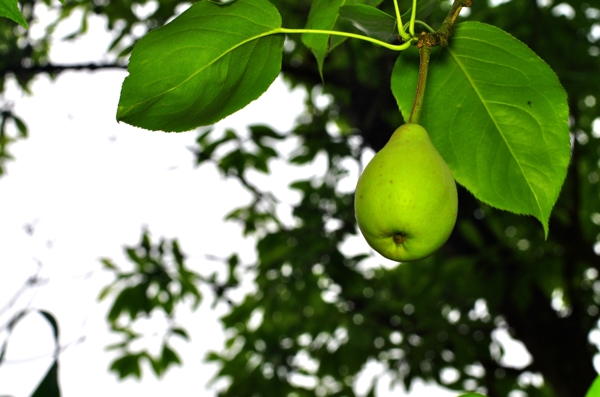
left=1, top=62, right=127, bottom=77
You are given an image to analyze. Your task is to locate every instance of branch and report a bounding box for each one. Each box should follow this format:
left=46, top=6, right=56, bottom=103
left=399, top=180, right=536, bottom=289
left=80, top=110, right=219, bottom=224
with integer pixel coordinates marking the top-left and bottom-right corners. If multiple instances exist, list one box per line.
left=416, top=0, right=472, bottom=48
left=1, top=62, right=127, bottom=77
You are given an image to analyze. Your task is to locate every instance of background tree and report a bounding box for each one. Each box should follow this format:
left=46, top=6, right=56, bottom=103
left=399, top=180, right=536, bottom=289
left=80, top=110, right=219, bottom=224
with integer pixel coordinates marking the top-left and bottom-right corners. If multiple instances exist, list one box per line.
left=2, top=1, right=600, bottom=397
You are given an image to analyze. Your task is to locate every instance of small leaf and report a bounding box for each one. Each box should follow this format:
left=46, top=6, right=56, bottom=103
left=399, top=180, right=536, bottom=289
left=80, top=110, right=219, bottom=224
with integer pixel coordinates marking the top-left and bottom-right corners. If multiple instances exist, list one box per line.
left=99, top=258, right=117, bottom=270
left=302, top=0, right=385, bottom=73
left=171, top=328, right=190, bottom=341
left=39, top=310, right=60, bottom=341
left=97, top=284, right=113, bottom=301
left=117, top=0, right=284, bottom=132
left=401, top=0, right=441, bottom=21
left=301, top=0, right=344, bottom=77
left=0, top=0, right=29, bottom=29
left=586, top=376, right=600, bottom=397
left=31, top=361, right=60, bottom=397
left=392, top=22, right=569, bottom=236
left=12, top=115, right=28, bottom=137
left=110, top=354, right=142, bottom=379
left=249, top=125, right=284, bottom=141
left=338, top=4, right=396, bottom=42
left=162, top=344, right=181, bottom=366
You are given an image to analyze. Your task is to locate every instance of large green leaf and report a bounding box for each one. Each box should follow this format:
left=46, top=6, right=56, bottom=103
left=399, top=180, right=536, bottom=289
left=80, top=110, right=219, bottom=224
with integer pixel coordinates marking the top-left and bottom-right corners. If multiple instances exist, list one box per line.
left=116, top=0, right=284, bottom=132
left=392, top=22, right=569, bottom=236
left=0, top=0, right=28, bottom=28
left=338, top=4, right=396, bottom=42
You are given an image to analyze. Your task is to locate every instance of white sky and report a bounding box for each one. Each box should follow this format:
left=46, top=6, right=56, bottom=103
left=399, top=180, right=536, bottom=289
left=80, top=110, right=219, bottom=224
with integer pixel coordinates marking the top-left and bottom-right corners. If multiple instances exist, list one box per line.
left=0, top=3, right=540, bottom=397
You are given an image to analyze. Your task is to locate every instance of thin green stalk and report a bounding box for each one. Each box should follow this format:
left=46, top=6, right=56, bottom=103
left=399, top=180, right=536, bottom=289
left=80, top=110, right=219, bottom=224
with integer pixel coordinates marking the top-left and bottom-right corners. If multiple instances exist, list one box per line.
left=393, top=0, right=410, bottom=41
left=404, top=20, right=436, bottom=34
left=276, top=28, right=412, bottom=51
left=409, top=45, right=431, bottom=124
left=409, top=0, right=418, bottom=36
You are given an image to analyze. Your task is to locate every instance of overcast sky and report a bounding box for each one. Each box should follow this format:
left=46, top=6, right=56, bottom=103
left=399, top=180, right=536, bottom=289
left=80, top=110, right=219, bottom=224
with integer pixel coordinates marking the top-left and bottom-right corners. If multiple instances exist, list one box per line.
left=0, top=3, right=541, bottom=397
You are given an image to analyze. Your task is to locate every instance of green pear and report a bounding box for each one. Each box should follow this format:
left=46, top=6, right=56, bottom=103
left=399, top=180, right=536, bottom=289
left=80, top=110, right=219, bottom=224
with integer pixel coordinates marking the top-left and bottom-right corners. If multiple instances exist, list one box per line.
left=354, top=123, right=458, bottom=261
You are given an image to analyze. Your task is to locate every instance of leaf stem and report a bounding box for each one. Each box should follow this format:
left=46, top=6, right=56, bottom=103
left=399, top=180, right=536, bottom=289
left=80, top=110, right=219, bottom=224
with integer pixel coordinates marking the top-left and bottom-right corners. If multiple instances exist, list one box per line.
left=276, top=28, right=412, bottom=51
left=409, top=0, right=417, bottom=36
left=393, top=0, right=410, bottom=41
left=413, top=20, right=435, bottom=33
left=408, top=45, right=431, bottom=124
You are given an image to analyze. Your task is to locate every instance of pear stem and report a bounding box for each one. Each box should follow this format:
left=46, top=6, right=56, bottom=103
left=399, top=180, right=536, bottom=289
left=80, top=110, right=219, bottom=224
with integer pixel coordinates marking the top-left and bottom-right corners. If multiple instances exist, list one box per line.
left=408, top=44, right=431, bottom=125
left=407, top=0, right=472, bottom=124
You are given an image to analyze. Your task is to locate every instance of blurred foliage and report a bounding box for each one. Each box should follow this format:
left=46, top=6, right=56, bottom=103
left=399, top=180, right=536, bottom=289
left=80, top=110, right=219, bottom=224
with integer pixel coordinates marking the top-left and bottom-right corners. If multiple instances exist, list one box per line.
left=98, top=230, right=202, bottom=379
left=1, top=0, right=600, bottom=397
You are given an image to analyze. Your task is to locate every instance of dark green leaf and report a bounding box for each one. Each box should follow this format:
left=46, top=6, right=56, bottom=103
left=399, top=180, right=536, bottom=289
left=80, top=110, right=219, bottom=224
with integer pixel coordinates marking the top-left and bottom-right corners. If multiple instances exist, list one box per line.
left=401, top=0, right=441, bottom=21
left=39, top=311, right=59, bottom=341
left=12, top=115, right=27, bottom=137
left=109, top=354, right=142, bottom=379
left=31, top=361, right=60, bottom=397
left=171, top=328, right=190, bottom=341
left=117, top=0, right=284, bottom=131
left=338, top=4, right=396, bottom=42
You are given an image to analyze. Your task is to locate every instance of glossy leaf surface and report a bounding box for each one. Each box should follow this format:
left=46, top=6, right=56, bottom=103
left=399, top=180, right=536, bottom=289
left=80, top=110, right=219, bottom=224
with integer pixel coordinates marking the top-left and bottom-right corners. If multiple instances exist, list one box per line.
left=117, top=0, right=284, bottom=131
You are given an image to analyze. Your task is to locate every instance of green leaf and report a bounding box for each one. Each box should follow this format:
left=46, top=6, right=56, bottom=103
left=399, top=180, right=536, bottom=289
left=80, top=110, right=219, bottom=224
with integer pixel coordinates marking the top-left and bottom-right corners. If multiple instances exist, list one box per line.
left=99, top=257, right=117, bottom=270
left=0, top=0, right=28, bottom=28
left=32, top=311, right=61, bottom=397
left=171, top=328, right=190, bottom=341
left=586, top=376, right=600, bottom=397
left=110, top=354, right=142, bottom=379
left=301, top=0, right=344, bottom=77
left=392, top=22, right=569, bottom=236
left=302, top=0, right=384, bottom=75
left=456, top=394, right=487, bottom=397
left=117, top=0, right=284, bottom=132
left=161, top=344, right=181, bottom=366
left=39, top=310, right=60, bottom=341
left=12, top=115, right=28, bottom=137
left=97, top=284, right=113, bottom=301
left=31, top=361, right=60, bottom=397
left=401, top=0, right=441, bottom=21
left=338, top=4, right=396, bottom=42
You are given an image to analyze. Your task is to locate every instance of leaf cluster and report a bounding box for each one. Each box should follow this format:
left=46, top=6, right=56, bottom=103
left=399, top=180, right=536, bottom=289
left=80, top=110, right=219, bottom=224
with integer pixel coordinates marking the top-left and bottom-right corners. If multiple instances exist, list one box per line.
left=98, top=230, right=201, bottom=379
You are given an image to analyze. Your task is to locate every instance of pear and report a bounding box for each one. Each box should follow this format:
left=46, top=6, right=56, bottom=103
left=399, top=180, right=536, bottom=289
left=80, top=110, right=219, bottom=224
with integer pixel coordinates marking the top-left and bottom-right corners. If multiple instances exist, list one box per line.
left=354, top=123, right=458, bottom=261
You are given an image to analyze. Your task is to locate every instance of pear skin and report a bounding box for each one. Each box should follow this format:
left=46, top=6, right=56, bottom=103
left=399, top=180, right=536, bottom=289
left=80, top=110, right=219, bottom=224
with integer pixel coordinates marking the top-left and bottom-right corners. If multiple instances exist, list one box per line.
left=354, top=123, right=458, bottom=261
